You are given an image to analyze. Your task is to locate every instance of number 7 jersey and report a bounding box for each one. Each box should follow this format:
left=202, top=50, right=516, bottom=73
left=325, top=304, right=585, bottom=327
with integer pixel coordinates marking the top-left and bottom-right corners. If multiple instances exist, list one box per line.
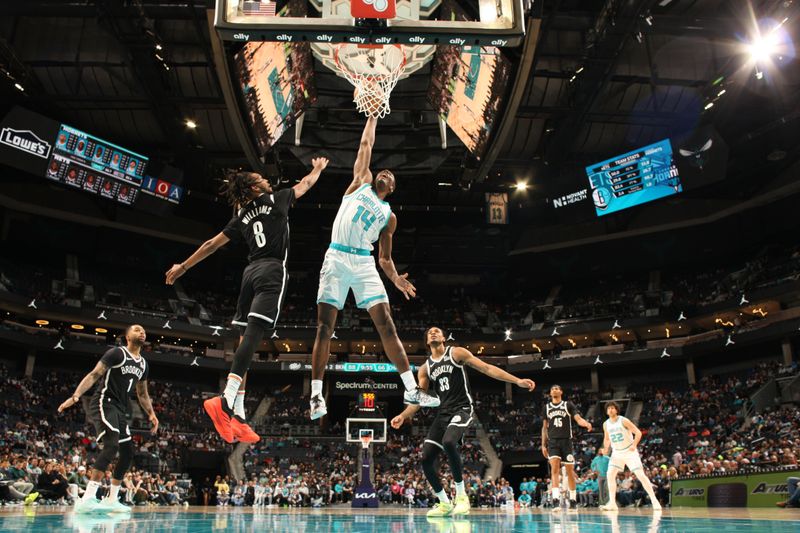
left=330, top=183, right=392, bottom=251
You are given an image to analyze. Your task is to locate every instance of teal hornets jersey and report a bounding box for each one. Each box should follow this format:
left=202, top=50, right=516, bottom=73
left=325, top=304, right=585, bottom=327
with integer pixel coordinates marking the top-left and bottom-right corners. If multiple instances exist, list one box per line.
left=604, top=416, right=634, bottom=451
left=330, top=183, right=392, bottom=251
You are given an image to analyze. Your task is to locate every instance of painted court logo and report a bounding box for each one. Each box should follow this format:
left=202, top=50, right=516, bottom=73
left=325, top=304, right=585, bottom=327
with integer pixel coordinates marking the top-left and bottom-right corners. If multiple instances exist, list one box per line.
left=0, top=127, right=51, bottom=159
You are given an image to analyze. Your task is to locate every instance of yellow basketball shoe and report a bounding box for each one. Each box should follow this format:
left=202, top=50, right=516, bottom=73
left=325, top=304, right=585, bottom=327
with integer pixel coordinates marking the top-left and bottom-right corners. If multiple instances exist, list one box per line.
left=452, top=494, right=470, bottom=516
left=426, top=501, right=454, bottom=518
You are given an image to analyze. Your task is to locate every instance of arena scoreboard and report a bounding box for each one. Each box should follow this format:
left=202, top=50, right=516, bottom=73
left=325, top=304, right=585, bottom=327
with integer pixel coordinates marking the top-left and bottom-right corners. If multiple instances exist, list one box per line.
left=585, top=138, right=682, bottom=217
left=46, top=124, right=148, bottom=206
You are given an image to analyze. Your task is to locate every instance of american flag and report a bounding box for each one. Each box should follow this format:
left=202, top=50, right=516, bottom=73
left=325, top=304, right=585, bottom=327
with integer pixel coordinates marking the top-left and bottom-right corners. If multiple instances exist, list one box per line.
left=242, top=0, right=277, bottom=16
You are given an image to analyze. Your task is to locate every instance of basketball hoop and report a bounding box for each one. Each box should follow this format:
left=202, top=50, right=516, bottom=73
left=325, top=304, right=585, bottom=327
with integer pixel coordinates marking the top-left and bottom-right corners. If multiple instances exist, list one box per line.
left=359, top=429, right=374, bottom=449
left=334, top=43, right=406, bottom=118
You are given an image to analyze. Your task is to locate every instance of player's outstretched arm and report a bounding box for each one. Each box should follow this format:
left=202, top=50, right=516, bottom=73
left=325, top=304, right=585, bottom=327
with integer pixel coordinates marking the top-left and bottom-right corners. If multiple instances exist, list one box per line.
left=452, top=347, right=535, bottom=390
left=293, top=157, right=329, bottom=200
left=390, top=364, right=427, bottom=429
left=165, top=232, right=230, bottom=285
left=345, top=117, right=377, bottom=195
left=57, top=360, right=108, bottom=412
left=136, top=381, right=159, bottom=434
left=378, top=214, right=416, bottom=300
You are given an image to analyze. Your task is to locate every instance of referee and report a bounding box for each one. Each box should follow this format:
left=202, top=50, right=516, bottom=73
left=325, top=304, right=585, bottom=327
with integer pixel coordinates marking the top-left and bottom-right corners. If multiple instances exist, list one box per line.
left=166, top=158, right=328, bottom=443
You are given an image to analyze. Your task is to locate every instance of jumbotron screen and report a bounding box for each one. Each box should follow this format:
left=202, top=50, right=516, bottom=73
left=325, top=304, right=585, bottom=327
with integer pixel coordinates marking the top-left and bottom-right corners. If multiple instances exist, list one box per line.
left=428, top=45, right=510, bottom=156
left=234, top=40, right=317, bottom=154
left=46, top=124, right=148, bottom=206
left=585, top=138, right=682, bottom=217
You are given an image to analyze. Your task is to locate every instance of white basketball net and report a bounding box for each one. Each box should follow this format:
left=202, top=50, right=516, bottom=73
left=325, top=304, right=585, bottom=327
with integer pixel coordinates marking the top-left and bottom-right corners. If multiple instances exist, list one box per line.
left=334, top=44, right=406, bottom=118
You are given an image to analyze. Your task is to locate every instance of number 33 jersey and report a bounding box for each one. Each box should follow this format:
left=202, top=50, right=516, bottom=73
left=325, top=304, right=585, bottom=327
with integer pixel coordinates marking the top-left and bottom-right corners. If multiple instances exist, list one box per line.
left=426, top=347, right=474, bottom=414
left=90, top=347, right=148, bottom=413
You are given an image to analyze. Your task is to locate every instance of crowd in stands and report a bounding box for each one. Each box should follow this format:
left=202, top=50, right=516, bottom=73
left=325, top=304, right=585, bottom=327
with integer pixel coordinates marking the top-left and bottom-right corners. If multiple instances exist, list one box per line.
left=0, top=354, right=797, bottom=509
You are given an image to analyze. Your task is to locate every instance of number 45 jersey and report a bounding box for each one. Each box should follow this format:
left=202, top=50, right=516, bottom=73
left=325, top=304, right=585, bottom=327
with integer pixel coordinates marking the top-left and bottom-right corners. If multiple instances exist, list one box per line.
left=316, top=183, right=393, bottom=311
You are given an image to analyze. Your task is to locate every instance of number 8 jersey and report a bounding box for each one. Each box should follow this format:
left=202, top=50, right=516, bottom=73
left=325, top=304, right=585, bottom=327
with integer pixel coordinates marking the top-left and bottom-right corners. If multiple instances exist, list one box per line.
left=222, top=189, right=295, bottom=263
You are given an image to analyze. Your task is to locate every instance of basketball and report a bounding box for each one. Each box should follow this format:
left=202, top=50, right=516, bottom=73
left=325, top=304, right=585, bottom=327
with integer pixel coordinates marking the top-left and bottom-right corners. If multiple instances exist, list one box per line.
left=354, top=86, right=386, bottom=118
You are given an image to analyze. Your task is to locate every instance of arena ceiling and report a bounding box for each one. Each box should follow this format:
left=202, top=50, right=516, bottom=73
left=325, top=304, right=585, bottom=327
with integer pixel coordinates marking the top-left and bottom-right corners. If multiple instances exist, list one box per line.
left=0, top=0, right=797, bottom=215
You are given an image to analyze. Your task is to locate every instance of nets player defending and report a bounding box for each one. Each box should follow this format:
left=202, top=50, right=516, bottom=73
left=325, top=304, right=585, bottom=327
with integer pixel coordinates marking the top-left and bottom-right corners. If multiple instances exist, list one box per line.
left=166, top=158, right=328, bottom=443
left=309, top=117, right=438, bottom=419
left=57, top=325, right=158, bottom=514
left=541, top=384, right=592, bottom=511
left=390, top=327, right=535, bottom=517
left=600, top=401, right=661, bottom=511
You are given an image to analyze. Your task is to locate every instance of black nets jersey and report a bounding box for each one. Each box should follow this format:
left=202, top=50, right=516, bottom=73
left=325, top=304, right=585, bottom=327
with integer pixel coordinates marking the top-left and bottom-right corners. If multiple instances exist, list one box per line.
left=90, top=347, right=148, bottom=413
left=543, top=400, right=579, bottom=439
left=222, top=189, right=296, bottom=263
left=426, top=347, right=473, bottom=413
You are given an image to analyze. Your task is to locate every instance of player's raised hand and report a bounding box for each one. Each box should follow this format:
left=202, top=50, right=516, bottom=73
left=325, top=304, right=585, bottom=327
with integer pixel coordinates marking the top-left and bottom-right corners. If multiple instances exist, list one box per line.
left=394, top=273, right=416, bottom=300
left=149, top=413, right=160, bottom=434
left=165, top=263, right=187, bottom=285
left=312, top=157, right=329, bottom=171
left=390, top=415, right=406, bottom=429
left=517, top=378, right=536, bottom=391
left=57, top=396, right=78, bottom=413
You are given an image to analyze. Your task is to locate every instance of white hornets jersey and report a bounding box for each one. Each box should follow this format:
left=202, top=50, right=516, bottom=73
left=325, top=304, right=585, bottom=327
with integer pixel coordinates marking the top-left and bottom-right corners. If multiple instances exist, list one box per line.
left=330, top=183, right=392, bottom=252
left=605, top=416, right=635, bottom=452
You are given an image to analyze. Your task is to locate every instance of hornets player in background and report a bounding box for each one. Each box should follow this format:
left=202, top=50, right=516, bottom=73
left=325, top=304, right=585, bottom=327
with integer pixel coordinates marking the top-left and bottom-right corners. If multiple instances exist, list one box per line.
left=57, top=325, right=158, bottom=514
left=600, top=401, right=661, bottom=511
left=391, top=327, right=535, bottom=517
left=541, top=384, right=593, bottom=511
left=166, top=158, right=328, bottom=443
left=309, top=117, right=439, bottom=419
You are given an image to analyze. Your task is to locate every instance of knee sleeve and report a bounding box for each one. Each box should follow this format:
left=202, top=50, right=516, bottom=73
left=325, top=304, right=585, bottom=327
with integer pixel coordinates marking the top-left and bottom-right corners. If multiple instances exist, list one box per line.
left=113, top=441, right=133, bottom=480
left=94, top=435, right=120, bottom=472
left=422, top=442, right=443, bottom=493
left=230, top=318, right=268, bottom=377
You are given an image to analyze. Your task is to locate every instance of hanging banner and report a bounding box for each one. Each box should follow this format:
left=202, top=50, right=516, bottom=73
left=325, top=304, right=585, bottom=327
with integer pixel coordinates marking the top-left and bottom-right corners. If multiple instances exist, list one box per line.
left=486, top=192, right=508, bottom=224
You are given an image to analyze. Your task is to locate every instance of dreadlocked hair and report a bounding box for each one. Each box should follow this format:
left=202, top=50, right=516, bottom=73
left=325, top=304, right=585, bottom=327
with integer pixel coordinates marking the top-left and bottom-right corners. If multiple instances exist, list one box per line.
left=220, top=169, right=260, bottom=207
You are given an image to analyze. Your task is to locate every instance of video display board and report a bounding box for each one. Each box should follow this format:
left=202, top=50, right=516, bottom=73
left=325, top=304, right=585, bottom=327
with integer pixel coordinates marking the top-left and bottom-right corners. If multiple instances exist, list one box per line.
left=585, top=139, right=682, bottom=217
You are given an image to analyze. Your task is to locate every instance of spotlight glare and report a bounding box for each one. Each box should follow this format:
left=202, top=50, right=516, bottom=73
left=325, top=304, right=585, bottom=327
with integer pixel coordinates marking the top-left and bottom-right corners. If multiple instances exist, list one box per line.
left=717, top=89, right=726, bottom=97
left=185, top=119, right=197, bottom=129
left=515, top=181, right=528, bottom=191
left=14, top=83, right=24, bottom=92
left=704, top=102, right=714, bottom=110
left=747, top=33, right=778, bottom=63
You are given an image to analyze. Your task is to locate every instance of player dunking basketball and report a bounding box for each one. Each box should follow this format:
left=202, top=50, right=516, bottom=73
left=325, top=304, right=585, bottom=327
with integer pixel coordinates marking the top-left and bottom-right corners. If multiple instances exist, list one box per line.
left=541, top=384, right=592, bottom=511
left=600, top=401, right=662, bottom=511
left=166, top=159, right=328, bottom=443
left=57, top=325, right=158, bottom=514
left=391, top=327, right=535, bottom=517
left=309, top=117, right=438, bottom=419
